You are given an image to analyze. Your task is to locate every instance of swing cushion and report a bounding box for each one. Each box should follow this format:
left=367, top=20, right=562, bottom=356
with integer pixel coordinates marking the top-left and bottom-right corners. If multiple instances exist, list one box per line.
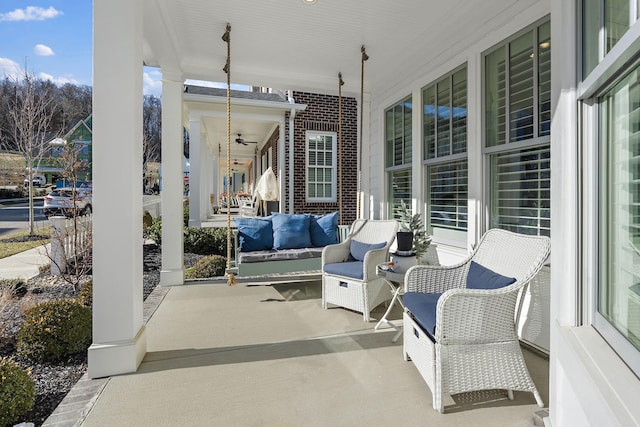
left=310, top=211, right=339, bottom=247
left=234, top=217, right=273, bottom=252
left=271, top=213, right=313, bottom=250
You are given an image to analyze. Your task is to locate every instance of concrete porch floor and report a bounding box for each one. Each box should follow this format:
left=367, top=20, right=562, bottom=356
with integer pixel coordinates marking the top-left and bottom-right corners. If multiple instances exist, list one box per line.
left=79, top=278, right=549, bottom=426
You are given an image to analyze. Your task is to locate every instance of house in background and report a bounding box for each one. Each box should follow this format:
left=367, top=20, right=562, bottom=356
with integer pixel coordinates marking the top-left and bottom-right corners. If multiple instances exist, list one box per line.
left=183, top=85, right=358, bottom=226
left=30, top=115, right=93, bottom=186
left=91, top=1, right=640, bottom=425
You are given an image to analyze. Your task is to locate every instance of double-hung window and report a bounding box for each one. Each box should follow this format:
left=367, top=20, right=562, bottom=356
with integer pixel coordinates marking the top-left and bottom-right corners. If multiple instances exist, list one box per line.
left=423, top=66, right=468, bottom=245
left=306, top=131, right=337, bottom=202
left=583, top=0, right=640, bottom=376
left=385, top=96, right=413, bottom=217
left=597, top=66, right=640, bottom=373
left=484, top=19, right=551, bottom=237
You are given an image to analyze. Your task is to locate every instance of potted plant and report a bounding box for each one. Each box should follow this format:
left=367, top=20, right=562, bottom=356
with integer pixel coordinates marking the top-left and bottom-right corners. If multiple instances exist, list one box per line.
left=394, top=200, right=431, bottom=263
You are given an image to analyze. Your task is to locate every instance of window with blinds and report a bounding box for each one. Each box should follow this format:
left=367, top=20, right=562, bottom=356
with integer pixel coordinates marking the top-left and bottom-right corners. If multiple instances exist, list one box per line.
left=485, top=21, right=550, bottom=147
left=423, top=67, right=467, bottom=159
left=306, top=132, right=336, bottom=202
left=485, top=20, right=551, bottom=238
left=427, top=160, right=468, bottom=232
left=389, top=169, right=412, bottom=219
left=422, top=66, right=468, bottom=240
left=490, top=146, right=550, bottom=237
left=385, top=96, right=412, bottom=167
left=598, top=64, right=640, bottom=359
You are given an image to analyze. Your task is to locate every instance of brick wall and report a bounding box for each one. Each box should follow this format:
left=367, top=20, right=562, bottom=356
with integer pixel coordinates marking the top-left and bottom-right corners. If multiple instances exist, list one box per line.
left=260, top=91, right=358, bottom=225
left=291, top=91, right=357, bottom=224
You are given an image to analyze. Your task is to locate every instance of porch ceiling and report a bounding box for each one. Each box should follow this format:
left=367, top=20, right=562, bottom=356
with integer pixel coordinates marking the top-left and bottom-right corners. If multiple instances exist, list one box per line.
left=142, top=0, right=539, bottom=96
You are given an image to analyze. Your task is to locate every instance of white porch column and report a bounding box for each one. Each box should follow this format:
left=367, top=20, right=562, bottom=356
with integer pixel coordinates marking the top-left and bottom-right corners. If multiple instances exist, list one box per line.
left=278, top=118, right=286, bottom=213
left=212, top=149, right=219, bottom=213
left=188, top=119, right=202, bottom=227
left=160, top=75, right=185, bottom=286
left=89, top=0, right=146, bottom=378
left=199, top=136, right=210, bottom=220
left=359, top=92, right=371, bottom=219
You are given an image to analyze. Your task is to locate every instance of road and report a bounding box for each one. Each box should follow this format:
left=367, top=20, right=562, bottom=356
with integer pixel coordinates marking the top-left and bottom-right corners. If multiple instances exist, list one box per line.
left=0, top=200, right=49, bottom=237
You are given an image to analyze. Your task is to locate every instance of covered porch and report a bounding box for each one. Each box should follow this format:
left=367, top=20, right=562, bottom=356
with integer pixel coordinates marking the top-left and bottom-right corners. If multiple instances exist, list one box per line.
left=78, top=279, right=548, bottom=425
left=88, top=0, right=640, bottom=425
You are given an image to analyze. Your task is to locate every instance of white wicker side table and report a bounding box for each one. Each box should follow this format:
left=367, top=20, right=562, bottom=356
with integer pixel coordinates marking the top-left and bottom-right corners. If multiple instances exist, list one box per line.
left=374, top=254, right=416, bottom=342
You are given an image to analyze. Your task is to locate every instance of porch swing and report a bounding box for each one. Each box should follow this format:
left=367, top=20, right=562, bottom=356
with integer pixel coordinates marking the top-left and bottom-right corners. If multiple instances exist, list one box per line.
left=222, top=30, right=367, bottom=283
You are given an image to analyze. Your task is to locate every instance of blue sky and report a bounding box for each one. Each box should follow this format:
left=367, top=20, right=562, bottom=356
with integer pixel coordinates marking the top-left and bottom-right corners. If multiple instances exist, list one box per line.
left=0, top=2, right=93, bottom=86
left=0, top=2, right=235, bottom=97
left=0, top=2, right=247, bottom=97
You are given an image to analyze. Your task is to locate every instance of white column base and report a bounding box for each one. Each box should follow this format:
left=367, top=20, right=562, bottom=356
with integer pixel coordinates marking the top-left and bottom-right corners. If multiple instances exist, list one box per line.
left=160, top=268, right=184, bottom=286
left=87, top=326, right=147, bottom=379
left=188, top=219, right=201, bottom=228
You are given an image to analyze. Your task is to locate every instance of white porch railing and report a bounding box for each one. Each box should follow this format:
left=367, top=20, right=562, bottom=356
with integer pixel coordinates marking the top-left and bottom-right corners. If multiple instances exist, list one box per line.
left=49, top=214, right=92, bottom=275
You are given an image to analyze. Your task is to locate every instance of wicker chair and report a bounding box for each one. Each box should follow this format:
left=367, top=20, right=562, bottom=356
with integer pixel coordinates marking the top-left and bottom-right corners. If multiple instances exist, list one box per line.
left=322, top=219, right=398, bottom=321
left=402, top=228, right=550, bottom=413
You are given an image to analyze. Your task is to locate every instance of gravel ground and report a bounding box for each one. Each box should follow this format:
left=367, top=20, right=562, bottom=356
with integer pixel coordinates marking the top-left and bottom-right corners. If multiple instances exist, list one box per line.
left=0, top=243, right=204, bottom=427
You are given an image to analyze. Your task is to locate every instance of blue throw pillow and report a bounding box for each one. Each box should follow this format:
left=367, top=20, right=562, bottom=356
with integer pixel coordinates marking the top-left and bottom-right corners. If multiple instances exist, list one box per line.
left=271, top=213, right=312, bottom=250
left=349, top=240, right=386, bottom=261
left=233, top=217, right=273, bottom=252
left=310, top=211, right=339, bottom=247
left=466, top=261, right=516, bottom=289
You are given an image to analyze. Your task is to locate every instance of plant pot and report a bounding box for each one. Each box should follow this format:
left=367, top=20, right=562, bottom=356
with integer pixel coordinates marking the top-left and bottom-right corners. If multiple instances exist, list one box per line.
left=396, top=231, right=413, bottom=252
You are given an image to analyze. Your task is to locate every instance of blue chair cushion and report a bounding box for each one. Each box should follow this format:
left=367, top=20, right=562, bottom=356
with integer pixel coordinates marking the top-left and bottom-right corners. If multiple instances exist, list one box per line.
left=466, top=261, right=516, bottom=290
left=403, top=292, right=442, bottom=342
left=323, top=261, right=364, bottom=280
left=271, top=213, right=312, bottom=250
left=349, top=240, right=386, bottom=261
left=310, top=211, right=339, bottom=247
left=233, top=217, right=273, bottom=252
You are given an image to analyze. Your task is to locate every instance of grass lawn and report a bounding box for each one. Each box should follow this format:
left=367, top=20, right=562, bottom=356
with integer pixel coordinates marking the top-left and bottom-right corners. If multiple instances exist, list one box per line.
left=0, top=228, right=50, bottom=259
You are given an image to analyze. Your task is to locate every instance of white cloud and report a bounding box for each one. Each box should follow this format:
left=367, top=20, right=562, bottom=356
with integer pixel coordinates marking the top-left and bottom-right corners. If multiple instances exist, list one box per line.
left=38, top=72, right=79, bottom=86
left=0, top=57, right=22, bottom=79
left=0, top=6, right=62, bottom=22
left=34, top=44, right=55, bottom=56
left=143, top=70, right=163, bottom=97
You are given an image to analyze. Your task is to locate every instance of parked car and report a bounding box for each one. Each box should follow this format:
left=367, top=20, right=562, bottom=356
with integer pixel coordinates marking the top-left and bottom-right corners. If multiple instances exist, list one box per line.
left=24, top=175, right=46, bottom=187
left=43, top=187, right=92, bottom=217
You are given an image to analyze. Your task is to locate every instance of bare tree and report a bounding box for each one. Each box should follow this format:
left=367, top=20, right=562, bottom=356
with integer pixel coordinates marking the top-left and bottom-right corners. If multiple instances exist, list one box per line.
left=45, top=142, right=92, bottom=290
left=2, top=70, right=60, bottom=235
left=142, top=94, right=161, bottom=192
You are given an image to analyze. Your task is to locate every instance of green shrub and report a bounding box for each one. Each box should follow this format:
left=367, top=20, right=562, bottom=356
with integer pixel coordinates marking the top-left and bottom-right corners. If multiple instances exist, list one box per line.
left=184, top=227, right=230, bottom=256
left=185, top=255, right=227, bottom=279
left=146, top=217, right=162, bottom=245
left=142, top=210, right=153, bottom=231
left=17, top=299, right=92, bottom=363
left=0, top=357, right=35, bottom=427
left=77, top=280, right=92, bottom=307
left=0, top=278, right=27, bottom=298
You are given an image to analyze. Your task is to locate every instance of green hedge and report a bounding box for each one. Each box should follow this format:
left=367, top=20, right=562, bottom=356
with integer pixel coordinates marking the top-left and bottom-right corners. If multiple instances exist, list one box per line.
left=0, top=357, right=35, bottom=427
left=17, top=299, right=92, bottom=363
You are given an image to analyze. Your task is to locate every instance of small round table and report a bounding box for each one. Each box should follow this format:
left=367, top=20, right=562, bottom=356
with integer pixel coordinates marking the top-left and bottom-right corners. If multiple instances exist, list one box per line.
left=375, top=253, right=417, bottom=342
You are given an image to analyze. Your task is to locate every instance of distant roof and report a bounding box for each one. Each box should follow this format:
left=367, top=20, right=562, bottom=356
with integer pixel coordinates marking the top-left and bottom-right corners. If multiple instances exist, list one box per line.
left=183, top=85, right=288, bottom=103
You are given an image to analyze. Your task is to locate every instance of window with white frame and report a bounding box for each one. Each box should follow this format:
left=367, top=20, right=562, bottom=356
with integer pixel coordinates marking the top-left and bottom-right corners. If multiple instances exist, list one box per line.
left=385, top=96, right=412, bottom=217
left=583, top=0, right=635, bottom=78
left=423, top=66, right=468, bottom=243
left=595, top=61, right=640, bottom=375
left=581, top=0, right=640, bottom=381
left=306, top=131, right=336, bottom=202
left=485, top=19, right=551, bottom=237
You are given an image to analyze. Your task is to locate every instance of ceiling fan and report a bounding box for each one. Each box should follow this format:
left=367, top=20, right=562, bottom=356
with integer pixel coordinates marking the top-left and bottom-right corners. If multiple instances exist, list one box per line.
left=235, top=133, right=257, bottom=145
